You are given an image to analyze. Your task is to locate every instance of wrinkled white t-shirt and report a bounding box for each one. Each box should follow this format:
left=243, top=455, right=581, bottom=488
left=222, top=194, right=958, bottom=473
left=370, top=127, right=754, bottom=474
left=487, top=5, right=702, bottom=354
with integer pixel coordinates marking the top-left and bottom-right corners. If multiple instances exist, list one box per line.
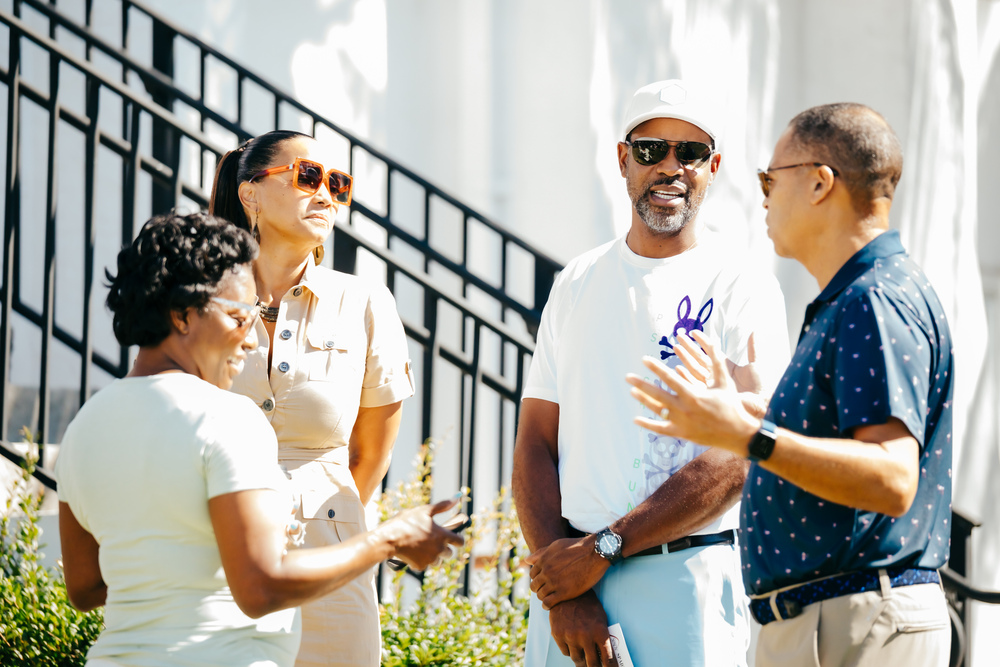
left=56, top=373, right=300, bottom=667
left=524, top=233, right=790, bottom=534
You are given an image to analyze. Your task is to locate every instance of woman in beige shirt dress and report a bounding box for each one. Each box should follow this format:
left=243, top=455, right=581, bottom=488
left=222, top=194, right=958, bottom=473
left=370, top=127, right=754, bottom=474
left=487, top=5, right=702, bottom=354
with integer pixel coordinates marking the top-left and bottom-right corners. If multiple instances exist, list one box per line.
left=210, top=130, right=414, bottom=667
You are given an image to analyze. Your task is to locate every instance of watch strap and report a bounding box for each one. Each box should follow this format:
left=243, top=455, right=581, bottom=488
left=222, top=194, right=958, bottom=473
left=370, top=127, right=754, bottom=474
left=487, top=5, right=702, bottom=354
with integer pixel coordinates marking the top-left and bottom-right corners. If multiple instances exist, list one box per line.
left=747, top=419, right=778, bottom=462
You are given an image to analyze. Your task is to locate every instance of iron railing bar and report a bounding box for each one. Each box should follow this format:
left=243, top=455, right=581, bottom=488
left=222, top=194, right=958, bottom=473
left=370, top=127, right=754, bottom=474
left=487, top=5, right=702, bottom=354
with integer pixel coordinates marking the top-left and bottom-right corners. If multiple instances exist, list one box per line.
left=352, top=201, right=541, bottom=325
left=419, top=293, right=437, bottom=446
left=0, top=440, right=57, bottom=490
left=198, top=47, right=206, bottom=105
left=422, top=191, right=431, bottom=275
left=458, top=323, right=483, bottom=595
left=12, top=299, right=125, bottom=378
left=119, top=102, right=142, bottom=372
left=1, top=27, right=22, bottom=441
left=479, top=369, right=520, bottom=405
left=430, top=345, right=520, bottom=401
left=47, top=0, right=57, bottom=39
left=19, top=0, right=251, bottom=142
left=78, top=74, right=100, bottom=409
left=37, top=51, right=61, bottom=448
left=941, top=567, right=1000, bottom=605
left=399, top=321, right=432, bottom=347
left=337, top=224, right=535, bottom=352
left=0, top=11, right=227, bottom=155
left=236, top=71, right=244, bottom=127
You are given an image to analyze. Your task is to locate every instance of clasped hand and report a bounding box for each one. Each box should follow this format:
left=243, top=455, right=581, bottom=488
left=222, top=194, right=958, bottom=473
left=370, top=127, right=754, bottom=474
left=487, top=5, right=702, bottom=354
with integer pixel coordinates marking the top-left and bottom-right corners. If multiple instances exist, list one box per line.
left=524, top=534, right=608, bottom=610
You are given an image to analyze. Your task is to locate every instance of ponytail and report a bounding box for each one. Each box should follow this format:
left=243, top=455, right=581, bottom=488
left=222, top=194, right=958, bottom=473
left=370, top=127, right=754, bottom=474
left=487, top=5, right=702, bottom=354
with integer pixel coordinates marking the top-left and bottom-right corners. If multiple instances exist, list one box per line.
left=209, top=148, right=250, bottom=232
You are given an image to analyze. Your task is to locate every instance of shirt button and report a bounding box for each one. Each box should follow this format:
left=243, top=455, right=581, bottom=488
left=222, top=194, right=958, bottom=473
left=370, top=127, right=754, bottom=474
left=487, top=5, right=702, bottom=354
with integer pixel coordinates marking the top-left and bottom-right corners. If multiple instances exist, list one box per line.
left=328, top=509, right=336, bottom=519
left=324, top=339, right=335, bottom=349
left=280, top=329, right=292, bottom=340
left=292, top=287, right=303, bottom=297
left=262, top=398, right=275, bottom=412
left=278, top=361, right=290, bottom=373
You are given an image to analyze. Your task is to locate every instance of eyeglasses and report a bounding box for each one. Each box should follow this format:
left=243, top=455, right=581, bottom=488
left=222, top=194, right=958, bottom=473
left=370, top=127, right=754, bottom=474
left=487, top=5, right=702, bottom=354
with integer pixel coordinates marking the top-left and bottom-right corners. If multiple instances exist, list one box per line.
left=249, top=157, right=354, bottom=205
left=624, top=138, right=714, bottom=168
left=756, top=163, right=839, bottom=197
left=210, top=296, right=262, bottom=331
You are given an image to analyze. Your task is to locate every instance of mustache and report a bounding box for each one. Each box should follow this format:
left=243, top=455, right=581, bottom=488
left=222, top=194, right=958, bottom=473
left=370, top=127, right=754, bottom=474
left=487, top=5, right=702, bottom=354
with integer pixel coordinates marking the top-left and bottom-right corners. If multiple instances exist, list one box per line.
left=643, top=176, right=688, bottom=198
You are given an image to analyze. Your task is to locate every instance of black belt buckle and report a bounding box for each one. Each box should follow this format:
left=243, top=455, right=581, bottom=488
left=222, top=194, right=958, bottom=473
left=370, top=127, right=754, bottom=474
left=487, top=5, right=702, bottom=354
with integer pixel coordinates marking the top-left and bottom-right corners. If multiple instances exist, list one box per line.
left=779, top=597, right=802, bottom=620
left=666, top=536, right=691, bottom=553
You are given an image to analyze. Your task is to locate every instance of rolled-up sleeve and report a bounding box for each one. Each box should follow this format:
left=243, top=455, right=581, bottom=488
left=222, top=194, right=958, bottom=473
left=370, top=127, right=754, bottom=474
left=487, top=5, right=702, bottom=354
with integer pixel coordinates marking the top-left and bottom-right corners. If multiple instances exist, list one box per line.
left=360, top=284, right=415, bottom=408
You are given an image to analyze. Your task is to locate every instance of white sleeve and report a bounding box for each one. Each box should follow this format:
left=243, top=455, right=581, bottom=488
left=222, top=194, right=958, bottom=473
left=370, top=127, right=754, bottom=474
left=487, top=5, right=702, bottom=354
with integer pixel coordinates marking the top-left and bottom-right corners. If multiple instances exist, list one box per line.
left=204, top=398, right=288, bottom=499
left=522, top=280, right=562, bottom=404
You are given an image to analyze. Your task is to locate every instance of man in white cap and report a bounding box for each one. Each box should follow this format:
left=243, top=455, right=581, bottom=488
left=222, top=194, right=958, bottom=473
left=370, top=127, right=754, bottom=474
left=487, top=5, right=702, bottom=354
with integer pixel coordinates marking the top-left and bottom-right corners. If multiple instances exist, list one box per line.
left=512, top=80, right=790, bottom=666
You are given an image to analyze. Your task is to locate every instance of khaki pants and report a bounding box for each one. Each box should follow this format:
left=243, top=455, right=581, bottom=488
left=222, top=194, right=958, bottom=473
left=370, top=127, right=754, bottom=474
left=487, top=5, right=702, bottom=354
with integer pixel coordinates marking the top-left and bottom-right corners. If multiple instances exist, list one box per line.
left=756, top=579, right=950, bottom=667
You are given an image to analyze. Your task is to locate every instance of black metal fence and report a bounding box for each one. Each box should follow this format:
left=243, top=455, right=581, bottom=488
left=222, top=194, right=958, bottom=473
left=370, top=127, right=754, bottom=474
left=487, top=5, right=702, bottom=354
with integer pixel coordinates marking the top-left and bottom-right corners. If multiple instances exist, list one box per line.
left=1, top=0, right=560, bottom=519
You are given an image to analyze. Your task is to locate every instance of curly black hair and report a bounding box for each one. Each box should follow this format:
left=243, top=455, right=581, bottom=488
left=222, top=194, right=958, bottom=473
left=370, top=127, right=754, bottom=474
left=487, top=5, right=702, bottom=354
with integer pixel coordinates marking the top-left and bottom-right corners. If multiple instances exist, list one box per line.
left=105, top=211, right=258, bottom=347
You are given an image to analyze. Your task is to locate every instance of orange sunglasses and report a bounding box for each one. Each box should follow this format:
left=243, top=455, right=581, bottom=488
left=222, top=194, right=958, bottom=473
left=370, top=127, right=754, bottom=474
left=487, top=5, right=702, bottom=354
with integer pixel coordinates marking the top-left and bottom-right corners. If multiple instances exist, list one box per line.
left=249, top=157, right=353, bottom=205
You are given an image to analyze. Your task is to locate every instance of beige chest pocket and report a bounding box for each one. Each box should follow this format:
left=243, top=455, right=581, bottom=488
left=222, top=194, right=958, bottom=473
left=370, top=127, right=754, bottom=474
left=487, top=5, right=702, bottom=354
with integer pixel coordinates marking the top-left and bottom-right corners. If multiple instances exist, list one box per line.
left=305, top=329, right=365, bottom=384
left=300, top=490, right=365, bottom=544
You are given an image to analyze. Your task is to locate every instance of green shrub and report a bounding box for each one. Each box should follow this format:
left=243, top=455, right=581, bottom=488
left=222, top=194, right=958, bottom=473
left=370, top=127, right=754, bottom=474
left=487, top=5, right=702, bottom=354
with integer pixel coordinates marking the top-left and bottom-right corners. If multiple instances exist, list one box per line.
left=378, top=440, right=529, bottom=666
left=0, top=431, right=104, bottom=666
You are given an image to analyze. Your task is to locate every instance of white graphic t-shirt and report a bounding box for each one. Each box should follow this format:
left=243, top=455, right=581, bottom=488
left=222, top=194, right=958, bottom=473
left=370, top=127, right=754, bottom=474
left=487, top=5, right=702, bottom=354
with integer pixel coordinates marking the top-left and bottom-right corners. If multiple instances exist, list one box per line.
left=524, top=232, right=790, bottom=534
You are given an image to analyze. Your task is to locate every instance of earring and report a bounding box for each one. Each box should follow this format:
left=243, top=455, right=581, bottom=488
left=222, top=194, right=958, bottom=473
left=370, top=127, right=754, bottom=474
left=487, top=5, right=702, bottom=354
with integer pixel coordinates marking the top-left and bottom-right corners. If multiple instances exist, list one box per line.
left=252, top=209, right=261, bottom=243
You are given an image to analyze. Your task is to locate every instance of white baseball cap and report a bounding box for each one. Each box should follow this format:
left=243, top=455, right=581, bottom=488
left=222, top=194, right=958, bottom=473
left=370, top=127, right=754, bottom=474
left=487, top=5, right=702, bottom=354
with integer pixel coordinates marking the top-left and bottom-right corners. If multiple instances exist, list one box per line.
left=621, top=79, right=722, bottom=144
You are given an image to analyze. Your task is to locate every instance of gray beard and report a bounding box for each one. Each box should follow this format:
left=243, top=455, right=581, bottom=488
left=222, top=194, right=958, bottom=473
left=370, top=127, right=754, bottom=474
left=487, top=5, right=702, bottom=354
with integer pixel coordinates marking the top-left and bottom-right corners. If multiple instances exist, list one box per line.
left=633, top=186, right=706, bottom=236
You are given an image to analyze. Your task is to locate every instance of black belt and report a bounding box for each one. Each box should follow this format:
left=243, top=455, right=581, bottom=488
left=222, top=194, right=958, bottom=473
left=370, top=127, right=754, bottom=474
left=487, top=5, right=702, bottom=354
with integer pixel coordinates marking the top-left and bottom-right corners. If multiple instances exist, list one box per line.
left=749, top=567, right=941, bottom=626
left=566, top=526, right=735, bottom=557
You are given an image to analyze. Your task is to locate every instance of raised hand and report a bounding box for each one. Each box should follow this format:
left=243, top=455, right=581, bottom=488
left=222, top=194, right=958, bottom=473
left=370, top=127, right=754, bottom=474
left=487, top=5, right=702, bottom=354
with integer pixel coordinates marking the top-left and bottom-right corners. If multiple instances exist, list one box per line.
left=627, top=330, right=759, bottom=454
left=377, top=499, right=465, bottom=571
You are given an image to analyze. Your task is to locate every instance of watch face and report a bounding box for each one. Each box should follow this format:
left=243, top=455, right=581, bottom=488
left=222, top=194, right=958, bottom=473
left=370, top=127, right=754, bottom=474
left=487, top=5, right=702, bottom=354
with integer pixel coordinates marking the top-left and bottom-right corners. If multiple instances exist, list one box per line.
left=598, top=533, right=620, bottom=554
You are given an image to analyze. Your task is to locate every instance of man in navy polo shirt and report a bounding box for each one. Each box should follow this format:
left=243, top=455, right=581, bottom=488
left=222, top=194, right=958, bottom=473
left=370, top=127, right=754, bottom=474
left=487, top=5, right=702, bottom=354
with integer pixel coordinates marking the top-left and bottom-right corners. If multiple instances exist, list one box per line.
left=628, top=102, right=953, bottom=666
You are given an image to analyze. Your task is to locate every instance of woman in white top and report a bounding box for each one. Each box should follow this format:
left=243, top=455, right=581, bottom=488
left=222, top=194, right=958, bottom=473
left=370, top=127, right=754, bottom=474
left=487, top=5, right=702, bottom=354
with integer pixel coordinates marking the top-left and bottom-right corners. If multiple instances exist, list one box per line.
left=56, top=212, right=461, bottom=667
left=210, top=131, right=412, bottom=666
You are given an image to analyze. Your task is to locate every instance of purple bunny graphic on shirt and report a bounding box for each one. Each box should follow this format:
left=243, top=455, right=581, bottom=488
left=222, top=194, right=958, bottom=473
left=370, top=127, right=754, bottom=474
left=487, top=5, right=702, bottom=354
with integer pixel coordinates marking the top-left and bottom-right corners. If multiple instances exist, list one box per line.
left=659, top=295, right=713, bottom=360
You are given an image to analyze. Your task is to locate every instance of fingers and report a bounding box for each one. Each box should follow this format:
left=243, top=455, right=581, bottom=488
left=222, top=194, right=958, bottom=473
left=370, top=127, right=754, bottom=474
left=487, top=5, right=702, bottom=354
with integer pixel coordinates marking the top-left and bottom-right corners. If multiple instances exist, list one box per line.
left=600, top=636, right=616, bottom=666
left=675, top=363, right=700, bottom=385
left=428, top=497, right=460, bottom=516
left=440, top=512, right=470, bottom=531
left=690, top=331, right=731, bottom=389
left=638, top=357, right=689, bottom=397
left=747, top=331, right=757, bottom=364
left=625, top=372, right=672, bottom=405
left=443, top=528, right=465, bottom=547
left=673, top=334, right=712, bottom=383
left=629, top=386, right=673, bottom=419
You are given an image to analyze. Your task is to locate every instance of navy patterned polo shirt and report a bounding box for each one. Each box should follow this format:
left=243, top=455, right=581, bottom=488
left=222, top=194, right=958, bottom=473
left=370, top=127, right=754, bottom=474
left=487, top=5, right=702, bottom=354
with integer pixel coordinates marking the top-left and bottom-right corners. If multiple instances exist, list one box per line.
left=740, top=231, right=954, bottom=596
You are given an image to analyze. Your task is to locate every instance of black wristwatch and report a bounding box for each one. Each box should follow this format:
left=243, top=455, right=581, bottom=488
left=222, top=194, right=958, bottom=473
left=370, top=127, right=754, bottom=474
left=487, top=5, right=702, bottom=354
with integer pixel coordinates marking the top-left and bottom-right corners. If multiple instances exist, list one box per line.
left=594, top=527, right=624, bottom=565
left=747, top=419, right=778, bottom=462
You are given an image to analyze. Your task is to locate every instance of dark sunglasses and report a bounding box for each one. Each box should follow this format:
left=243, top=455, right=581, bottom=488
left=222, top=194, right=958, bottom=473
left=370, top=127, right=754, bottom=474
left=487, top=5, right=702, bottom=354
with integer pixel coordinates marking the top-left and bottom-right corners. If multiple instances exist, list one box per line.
left=625, top=138, right=714, bottom=168
left=756, top=163, right=839, bottom=197
left=249, top=157, right=353, bottom=205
